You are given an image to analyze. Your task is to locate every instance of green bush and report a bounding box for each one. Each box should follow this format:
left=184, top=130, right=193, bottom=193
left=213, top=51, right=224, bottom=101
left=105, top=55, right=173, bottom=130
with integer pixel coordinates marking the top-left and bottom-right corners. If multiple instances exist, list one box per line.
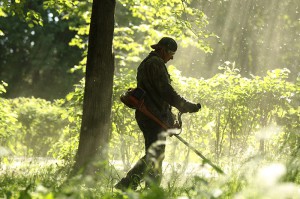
left=108, top=65, right=299, bottom=169
left=0, top=91, right=68, bottom=157
left=0, top=82, right=22, bottom=156
left=9, top=97, right=68, bottom=156
left=0, top=68, right=299, bottom=198
left=47, top=79, right=84, bottom=161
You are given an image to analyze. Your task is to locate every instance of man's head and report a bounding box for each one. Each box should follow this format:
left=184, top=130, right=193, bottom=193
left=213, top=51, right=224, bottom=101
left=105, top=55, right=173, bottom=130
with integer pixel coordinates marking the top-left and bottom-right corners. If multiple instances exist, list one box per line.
left=151, top=37, right=177, bottom=63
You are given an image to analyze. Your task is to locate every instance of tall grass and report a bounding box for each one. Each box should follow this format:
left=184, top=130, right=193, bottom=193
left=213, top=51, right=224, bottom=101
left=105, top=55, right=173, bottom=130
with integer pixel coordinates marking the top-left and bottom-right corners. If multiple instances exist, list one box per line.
left=1, top=151, right=299, bottom=199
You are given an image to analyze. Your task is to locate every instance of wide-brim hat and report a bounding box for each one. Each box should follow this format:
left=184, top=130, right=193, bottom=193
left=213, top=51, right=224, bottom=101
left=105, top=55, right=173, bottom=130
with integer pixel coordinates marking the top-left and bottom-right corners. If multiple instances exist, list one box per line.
left=151, top=37, right=177, bottom=52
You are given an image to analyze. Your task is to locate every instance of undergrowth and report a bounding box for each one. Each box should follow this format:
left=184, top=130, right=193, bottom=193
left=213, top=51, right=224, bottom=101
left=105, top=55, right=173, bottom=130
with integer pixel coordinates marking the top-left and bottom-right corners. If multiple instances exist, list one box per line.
left=1, top=154, right=299, bottom=199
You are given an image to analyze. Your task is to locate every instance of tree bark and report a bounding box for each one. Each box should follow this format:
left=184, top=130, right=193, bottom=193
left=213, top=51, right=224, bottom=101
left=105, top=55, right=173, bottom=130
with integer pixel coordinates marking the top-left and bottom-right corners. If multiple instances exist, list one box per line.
left=73, top=0, right=115, bottom=174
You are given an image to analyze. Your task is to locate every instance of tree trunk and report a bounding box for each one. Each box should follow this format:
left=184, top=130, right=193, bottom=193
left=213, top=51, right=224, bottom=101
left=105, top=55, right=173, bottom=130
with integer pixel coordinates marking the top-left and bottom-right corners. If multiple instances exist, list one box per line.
left=73, top=0, right=116, bottom=174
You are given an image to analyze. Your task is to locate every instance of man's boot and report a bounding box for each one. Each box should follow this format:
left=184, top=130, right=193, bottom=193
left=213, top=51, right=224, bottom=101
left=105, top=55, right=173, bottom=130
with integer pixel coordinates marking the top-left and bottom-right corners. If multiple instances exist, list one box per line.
left=114, top=175, right=140, bottom=191
left=114, top=177, right=131, bottom=191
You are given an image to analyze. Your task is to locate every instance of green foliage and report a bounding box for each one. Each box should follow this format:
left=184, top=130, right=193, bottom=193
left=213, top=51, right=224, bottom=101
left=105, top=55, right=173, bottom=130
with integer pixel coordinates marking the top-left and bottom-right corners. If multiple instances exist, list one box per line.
left=1, top=0, right=299, bottom=197
left=111, top=68, right=143, bottom=167
left=110, top=65, right=299, bottom=178
left=0, top=159, right=299, bottom=198
left=0, top=158, right=68, bottom=199
left=0, top=93, right=67, bottom=157
left=0, top=82, right=21, bottom=152
left=1, top=65, right=298, bottom=197
left=9, top=98, right=67, bottom=156
left=171, top=64, right=298, bottom=160
left=118, top=0, right=213, bottom=50
left=0, top=0, right=43, bottom=28
left=0, top=81, right=7, bottom=94
left=44, top=0, right=213, bottom=75
left=0, top=0, right=83, bottom=99
left=48, top=79, right=84, bottom=161
left=112, top=0, right=214, bottom=75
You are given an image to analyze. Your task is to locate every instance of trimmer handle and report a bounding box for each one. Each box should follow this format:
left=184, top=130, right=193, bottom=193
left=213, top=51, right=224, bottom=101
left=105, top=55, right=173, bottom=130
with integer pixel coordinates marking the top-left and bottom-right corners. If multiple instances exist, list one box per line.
left=173, top=112, right=183, bottom=128
left=177, top=112, right=183, bottom=128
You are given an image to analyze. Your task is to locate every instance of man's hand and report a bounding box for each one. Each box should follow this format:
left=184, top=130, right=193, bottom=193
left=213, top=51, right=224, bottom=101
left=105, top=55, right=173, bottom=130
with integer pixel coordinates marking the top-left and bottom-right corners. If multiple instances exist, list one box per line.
left=182, top=102, right=201, bottom=113
left=189, top=103, right=201, bottom=113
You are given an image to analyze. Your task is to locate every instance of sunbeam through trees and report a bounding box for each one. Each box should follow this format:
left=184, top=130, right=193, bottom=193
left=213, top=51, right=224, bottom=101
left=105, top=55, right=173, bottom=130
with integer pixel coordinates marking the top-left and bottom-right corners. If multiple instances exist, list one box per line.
left=0, top=0, right=299, bottom=198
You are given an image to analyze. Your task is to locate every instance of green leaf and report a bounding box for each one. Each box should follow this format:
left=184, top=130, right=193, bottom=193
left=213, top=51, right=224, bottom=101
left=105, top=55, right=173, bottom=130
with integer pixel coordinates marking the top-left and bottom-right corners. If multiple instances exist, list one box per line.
left=66, top=93, right=74, bottom=101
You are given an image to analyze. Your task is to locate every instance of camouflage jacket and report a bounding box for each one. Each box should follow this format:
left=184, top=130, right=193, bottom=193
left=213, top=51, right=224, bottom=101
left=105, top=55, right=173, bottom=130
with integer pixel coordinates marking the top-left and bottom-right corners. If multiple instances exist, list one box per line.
left=136, top=51, right=196, bottom=126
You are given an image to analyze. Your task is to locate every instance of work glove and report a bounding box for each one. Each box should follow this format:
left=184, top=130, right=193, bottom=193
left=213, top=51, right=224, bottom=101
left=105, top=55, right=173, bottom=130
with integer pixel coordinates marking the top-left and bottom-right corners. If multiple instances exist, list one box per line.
left=181, top=102, right=201, bottom=113
left=190, top=103, right=201, bottom=113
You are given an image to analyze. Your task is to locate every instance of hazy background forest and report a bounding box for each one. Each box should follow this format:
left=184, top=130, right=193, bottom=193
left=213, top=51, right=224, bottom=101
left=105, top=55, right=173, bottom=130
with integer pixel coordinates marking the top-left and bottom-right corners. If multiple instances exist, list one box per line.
left=0, top=0, right=299, bottom=198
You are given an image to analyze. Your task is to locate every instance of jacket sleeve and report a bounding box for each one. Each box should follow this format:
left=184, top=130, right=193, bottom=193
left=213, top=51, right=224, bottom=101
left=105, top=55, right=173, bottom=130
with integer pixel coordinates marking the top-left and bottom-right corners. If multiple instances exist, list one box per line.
left=144, top=59, right=198, bottom=113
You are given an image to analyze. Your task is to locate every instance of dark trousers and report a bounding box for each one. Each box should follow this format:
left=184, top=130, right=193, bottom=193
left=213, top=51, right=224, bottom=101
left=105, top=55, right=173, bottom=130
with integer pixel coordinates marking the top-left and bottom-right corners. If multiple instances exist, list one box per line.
left=116, top=110, right=166, bottom=189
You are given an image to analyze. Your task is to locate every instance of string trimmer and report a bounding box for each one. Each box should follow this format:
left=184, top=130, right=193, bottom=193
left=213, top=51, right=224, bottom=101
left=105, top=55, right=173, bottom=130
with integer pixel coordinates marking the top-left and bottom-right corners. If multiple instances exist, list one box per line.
left=120, top=87, right=224, bottom=174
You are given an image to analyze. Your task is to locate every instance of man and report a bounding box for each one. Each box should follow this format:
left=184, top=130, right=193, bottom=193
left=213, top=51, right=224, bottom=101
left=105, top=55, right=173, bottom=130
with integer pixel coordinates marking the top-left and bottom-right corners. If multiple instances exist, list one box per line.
left=115, top=37, right=201, bottom=190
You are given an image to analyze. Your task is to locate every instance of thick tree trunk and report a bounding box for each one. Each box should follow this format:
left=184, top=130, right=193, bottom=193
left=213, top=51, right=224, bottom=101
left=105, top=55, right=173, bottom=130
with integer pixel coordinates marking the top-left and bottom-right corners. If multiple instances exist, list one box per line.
left=73, top=0, right=115, bottom=174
